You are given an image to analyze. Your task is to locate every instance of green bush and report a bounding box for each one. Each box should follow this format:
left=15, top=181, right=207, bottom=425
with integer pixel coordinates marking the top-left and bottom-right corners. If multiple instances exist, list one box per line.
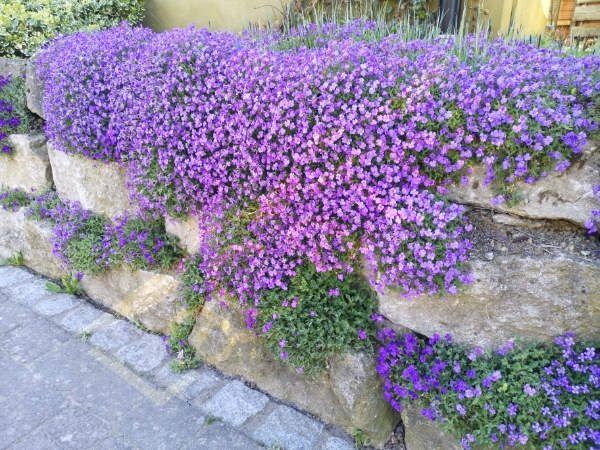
left=257, top=262, right=378, bottom=374
left=0, top=0, right=145, bottom=57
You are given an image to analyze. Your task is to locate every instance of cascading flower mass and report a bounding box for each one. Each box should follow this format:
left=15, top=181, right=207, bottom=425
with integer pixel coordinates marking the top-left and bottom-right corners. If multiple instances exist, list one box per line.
left=36, top=22, right=599, bottom=304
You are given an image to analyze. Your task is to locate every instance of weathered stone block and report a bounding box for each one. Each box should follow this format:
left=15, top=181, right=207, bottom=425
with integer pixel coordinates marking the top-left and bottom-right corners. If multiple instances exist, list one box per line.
left=0, top=134, right=52, bottom=192
left=448, top=143, right=599, bottom=227
left=26, top=58, right=44, bottom=118
left=379, top=253, right=600, bottom=349
left=189, top=300, right=399, bottom=447
left=0, top=209, right=66, bottom=280
left=47, top=142, right=133, bottom=218
left=0, top=208, right=25, bottom=261
left=0, top=57, right=27, bottom=78
left=165, top=214, right=201, bottom=254
left=22, top=218, right=68, bottom=280
left=401, top=405, right=461, bottom=450
left=79, top=268, right=185, bottom=335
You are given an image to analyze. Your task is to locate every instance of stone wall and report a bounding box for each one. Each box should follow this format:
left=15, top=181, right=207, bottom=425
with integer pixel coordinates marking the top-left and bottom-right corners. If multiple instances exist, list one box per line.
left=0, top=62, right=598, bottom=448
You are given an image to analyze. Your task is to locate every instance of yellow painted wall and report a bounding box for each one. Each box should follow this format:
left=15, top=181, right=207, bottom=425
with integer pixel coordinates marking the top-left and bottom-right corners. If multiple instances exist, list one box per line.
left=144, top=0, right=291, bottom=32
left=477, top=0, right=548, bottom=36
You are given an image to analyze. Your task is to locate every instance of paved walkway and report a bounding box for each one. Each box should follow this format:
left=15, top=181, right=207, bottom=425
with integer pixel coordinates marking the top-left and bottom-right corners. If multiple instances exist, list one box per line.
left=0, top=266, right=356, bottom=450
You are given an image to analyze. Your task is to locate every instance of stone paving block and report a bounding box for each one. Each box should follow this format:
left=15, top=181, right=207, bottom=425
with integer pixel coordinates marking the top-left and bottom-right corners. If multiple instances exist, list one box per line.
left=115, top=333, right=166, bottom=373
left=4, top=277, right=51, bottom=307
left=0, top=266, right=34, bottom=289
left=0, top=300, right=37, bottom=334
left=33, top=293, right=80, bottom=317
left=201, top=380, right=269, bottom=426
left=183, top=367, right=223, bottom=402
left=33, top=404, right=112, bottom=449
left=0, top=369, right=67, bottom=448
left=59, top=304, right=108, bottom=334
left=322, top=436, right=356, bottom=450
left=195, top=421, right=263, bottom=450
left=89, top=318, right=143, bottom=353
left=114, top=398, right=206, bottom=450
left=152, top=362, right=198, bottom=392
left=251, top=404, right=324, bottom=450
left=0, top=317, right=71, bottom=363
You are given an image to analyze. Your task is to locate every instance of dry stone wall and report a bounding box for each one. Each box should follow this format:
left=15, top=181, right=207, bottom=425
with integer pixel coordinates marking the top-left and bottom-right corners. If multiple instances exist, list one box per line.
left=0, top=62, right=597, bottom=448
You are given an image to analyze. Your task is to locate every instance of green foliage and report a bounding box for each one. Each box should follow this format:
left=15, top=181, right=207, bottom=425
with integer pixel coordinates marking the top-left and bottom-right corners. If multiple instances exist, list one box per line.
left=3, top=251, right=24, bottom=266
left=180, top=255, right=206, bottom=308
left=0, top=0, right=145, bottom=57
left=64, top=215, right=108, bottom=274
left=257, top=262, right=377, bottom=374
left=0, top=76, right=32, bottom=152
left=0, top=188, right=31, bottom=210
left=46, top=273, right=84, bottom=295
left=107, top=217, right=183, bottom=271
left=167, top=314, right=201, bottom=372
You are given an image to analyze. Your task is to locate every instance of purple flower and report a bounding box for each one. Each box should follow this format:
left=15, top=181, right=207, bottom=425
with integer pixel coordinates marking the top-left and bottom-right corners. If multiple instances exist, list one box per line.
left=357, top=329, right=368, bottom=341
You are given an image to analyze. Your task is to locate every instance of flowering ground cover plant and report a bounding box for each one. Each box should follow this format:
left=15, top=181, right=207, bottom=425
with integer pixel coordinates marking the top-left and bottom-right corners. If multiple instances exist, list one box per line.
left=25, top=191, right=182, bottom=274
left=0, top=188, right=30, bottom=210
left=377, top=329, right=600, bottom=449
left=256, top=262, right=378, bottom=374
left=36, top=22, right=599, bottom=311
left=0, top=75, right=30, bottom=154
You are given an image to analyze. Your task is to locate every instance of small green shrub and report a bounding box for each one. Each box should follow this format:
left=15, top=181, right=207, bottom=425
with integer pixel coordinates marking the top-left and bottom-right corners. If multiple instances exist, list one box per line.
left=180, top=255, right=207, bottom=308
left=0, top=0, right=145, bottom=58
left=257, top=262, right=378, bottom=374
left=3, top=251, right=24, bottom=266
left=46, top=273, right=84, bottom=295
left=166, top=314, right=201, bottom=372
left=64, top=215, right=108, bottom=274
left=107, top=216, right=183, bottom=271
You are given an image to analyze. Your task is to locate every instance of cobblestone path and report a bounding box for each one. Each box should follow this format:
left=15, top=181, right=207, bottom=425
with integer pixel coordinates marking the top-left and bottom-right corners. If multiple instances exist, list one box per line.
left=0, top=266, right=356, bottom=450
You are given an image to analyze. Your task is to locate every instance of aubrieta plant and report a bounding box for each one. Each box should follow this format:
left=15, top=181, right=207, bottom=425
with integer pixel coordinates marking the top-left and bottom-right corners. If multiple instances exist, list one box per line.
left=256, top=262, right=378, bottom=374
left=0, top=75, right=29, bottom=154
left=36, top=22, right=599, bottom=307
left=26, top=191, right=182, bottom=273
left=376, top=329, right=600, bottom=449
left=0, top=188, right=31, bottom=211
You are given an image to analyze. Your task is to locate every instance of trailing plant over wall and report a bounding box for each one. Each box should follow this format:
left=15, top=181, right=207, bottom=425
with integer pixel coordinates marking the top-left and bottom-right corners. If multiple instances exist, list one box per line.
left=36, top=22, right=599, bottom=311
left=376, top=329, right=599, bottom=449
left=23, top=191, right=183, bottom=274
left=0, top=0, right=145, bottom=57
left=0, top=75, right=30, bottom=154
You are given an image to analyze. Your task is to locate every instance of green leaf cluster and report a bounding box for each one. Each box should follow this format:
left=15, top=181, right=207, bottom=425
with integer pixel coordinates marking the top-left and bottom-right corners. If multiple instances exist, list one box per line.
left=0, top=0, right=145, bottom=58
left=257, top=262, right=377, bottom=374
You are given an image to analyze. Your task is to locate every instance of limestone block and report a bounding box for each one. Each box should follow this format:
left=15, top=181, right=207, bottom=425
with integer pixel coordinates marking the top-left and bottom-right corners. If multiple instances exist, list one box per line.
left=447, top=143, right=599, bottom=227
left=0, top=57, right=27, bottom=78
left=165, top=214, right=201, bottom=254
left=47, top=142, right=133, bottom=218
left=80, top=268, right=185, bottom=335
left=0, top=134, right=52, bottom=192
left=379, top=254, right=600, bottom=349
left=26, top=58, right=44, bottom=118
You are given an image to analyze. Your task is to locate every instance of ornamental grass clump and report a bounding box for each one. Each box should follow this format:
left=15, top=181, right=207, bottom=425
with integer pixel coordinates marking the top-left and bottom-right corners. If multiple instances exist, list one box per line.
left=376, top=329, right=599, bottom=449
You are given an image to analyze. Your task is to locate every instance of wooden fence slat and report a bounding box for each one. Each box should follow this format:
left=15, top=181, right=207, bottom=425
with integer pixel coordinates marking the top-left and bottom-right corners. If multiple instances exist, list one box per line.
left=571, top=25, right=600, bottom=36
left=576, top=0, right=600, bottom=5
left=573, top=5, right=600, bottom=20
